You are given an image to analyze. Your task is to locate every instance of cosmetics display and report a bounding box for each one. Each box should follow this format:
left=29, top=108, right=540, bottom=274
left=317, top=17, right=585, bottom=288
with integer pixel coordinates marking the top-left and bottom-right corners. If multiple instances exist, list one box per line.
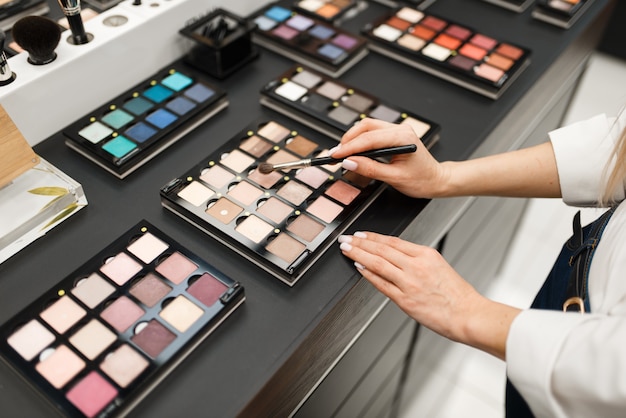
left=160, top=119, right=386, bottom=286
left=260, top=65, right=441, bottom=145
left=0, top=221, right=245, bottom=417
left=479, top=0, right=534, bottom=12
left=0, top=0, right=49, bottom=32
left=0, top=105, right=87, bottom=264
left=293, top=0, right=365, bottom=24
left=63, top=62, right=228, bottom=178
left=180, top=8, right=258, bottom=79
left=532, top=0, right=593, bottom=28
left=362, top=6, right=531, bottom=99
left=252, top=3, right=368, bottom=77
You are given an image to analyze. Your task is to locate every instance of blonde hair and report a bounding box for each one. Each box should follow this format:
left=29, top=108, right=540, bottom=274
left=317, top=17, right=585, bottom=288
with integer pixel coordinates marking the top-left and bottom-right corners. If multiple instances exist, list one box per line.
left=601, top=124, right=626, bottom=206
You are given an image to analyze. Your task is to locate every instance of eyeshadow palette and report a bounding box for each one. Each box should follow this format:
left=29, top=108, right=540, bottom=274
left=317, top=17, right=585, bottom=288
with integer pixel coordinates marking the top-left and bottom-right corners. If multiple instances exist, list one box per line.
left=293, top=0, right=364, bottom=23
left=479, top=0, right=534, bottom=12
left=63, top=62, right=228, bottom=178
left=160, top=119, right=385, bottom=286
left=252, top=3, right=368, bottom=77
left=260, top=65, right=441, bottom=146
left=362, top=7, right=532, bottom=99
left=532, top=0, right=593, bottom=28
left=0, top=221, right=244, bottom=417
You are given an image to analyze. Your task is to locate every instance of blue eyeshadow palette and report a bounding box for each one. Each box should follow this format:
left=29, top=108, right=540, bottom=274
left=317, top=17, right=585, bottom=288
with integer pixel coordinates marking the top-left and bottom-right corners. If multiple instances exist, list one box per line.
left=251, top=3, right=368, bottom=77
left=0, top=220, right=244, bottom=418
left=63, top=63, right=228, bottom=178
left=260, top=64, right=441, bottom=146
left=160, top=118, right=385, bottom=286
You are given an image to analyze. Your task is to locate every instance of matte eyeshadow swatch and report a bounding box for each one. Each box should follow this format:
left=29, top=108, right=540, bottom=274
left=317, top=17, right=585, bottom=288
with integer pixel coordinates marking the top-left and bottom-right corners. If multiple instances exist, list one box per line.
left=63, top=62, right=229, bottom=178
left=0, top=221, right=244, bottom=418
left=362, top=7, right=531, bottom=99
left=160, top=119, right=386, bottom=286
left=532, top=0, right=592, bottom=28
left=261, top=65, right=441, bottom=146
left=294, top=0, right=360, bottom=22
left=252, top=4, right=368, bottom=77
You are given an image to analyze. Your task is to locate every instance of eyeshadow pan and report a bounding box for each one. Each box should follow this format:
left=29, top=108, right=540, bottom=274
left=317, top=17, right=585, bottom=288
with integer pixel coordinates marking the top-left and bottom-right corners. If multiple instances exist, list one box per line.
left=200, top=165, right=236, bottom=188
left=101, top=109, right=134, bottom=129
left=421, top=43, right=451, bottom=61
left=295, top=166, right=329, bottom=189
left=373, top=24, right=402, bottom=42
left=131, top=319, right=176, bottom=358
left=287, top=214, right=325, bottom=242
left=309, top=24, right=335, bottom=39
left=459, top=43, right=488, bottom=61
left=318, top=44, right=345, bottom=60
left=124, top=122, right=157, bottom=144
left=79, top=121, right=113, bottom=144
left=101, top=296, right=145, bottom=333
left=7, top=320, right=55, bottom=361
left=397, top=34, right=426, bottom=51
left=255, top=15, right=278, bottom=31
left=145, top=109, right=178, bottom=129
left=277, top=181, right=313, bottom=205
left=257, top=121, right=291, bottom=143
left=35, top=345, right=85, bottom=389
left=411, top=25, right=436, bottom=41
left=316, top=81, right=346, bottom=100
left=386, top=16, right=412, bottom=31
left=102, top=136, right=137, bottom=159
left=325, top=180, right=360, bottom=204
left=306, top=195, right=343, bottom=222
left=266, top=233, right=306, bottom=264
left=123, top=97, right=154, bottom=116
left=486, top=53, right=514, bottom=71
left=228, top=181, right=263, bottom=205
left=496, top=43, right=524, bottom=60
left=449, top=54, right=477, bottom=71
left=235, top=215, right=274, bottom=243
left=159, top=295, right=203, bottom=333
left=301, top=93, right=333, bottom=113
left=178, top=181, right=215, bottom=207
left=161, top=72, right=193, bottom=92
left=66, top=371, right=118, bottom=417
left=129, top=273, right=172, bottom=307
left=343, top=94, right=374, bottom=113
left=446, top=24, right=471, bottom=41
left=247, top=169, right=283, bottom=189
left=127, top=232, right=169, bottom=264
left=265, top=5, right=292, bottom=21
left=69, top=319, right=116, bottom=360
left=434, top=33, right=462, bottom=50
left=205, top=197, right=243, bottom=224
left=266, top=149, right=300, bottom=171
left=40, top=296, right=86, bottom=334
left=286, top=14, right=315, bottom=31
left=328, top=105, right=359, bottom=126
left=316, top=3, right=339, bottom=18
left=257, top=197, right=293, bottom=223
left=166, top=96, right=197, bottom=115
left=285, top=135, right=318, bottom=156
left=369, top=104, right=401, bottom=122
left=470, top=33, right=498, bottom=50
left=155, top=252, right=198, bottom=285
left=100, top=252, right=143, bottom=286
left=220, top=149, right=256, bottom=173
left=183, top=83, right=216, bottom=103
left=291, top=70, right=322, bottom=88
left=72, top=273, right=115, bottom=309
left=401, top=116, right=431, bottom=138
left=396, top=6, right=423, bottom=23
left=143, top=84, right=174, bottom=103
left=332, top=34, right=358, bottom=50
left=421, top=15, right=447, bottom=31
left=474, top=63, right=505, bottom=83
left=187, top=273, right=227, bottom=307
left=276, top=81, right=309, bottom=102
left=100, top=344, right=149, bottom=388
left=273, top=24, right=299, bottom=40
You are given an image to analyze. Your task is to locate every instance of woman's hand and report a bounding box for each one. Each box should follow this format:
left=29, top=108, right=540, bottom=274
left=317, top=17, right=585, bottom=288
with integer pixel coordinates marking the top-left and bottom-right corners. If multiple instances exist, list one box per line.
left=338, top=231, right=521, bottom=360
left=331, top=118, right=448, bottom=199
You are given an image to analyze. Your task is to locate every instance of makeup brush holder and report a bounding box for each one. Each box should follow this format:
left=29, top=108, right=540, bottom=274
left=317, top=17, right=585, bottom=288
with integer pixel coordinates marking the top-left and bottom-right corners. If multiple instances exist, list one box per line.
left=180, top=8, right=258, bottom=79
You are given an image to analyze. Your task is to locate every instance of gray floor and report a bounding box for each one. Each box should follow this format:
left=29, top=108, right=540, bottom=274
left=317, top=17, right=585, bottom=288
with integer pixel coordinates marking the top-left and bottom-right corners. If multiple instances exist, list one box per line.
left=399, top=51, right=626, bottom=417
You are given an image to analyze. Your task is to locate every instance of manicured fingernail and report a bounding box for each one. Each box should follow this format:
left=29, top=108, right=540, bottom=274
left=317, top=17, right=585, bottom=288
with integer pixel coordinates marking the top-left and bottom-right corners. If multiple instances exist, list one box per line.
left=354, top=231, right=367, bottom=238
left=354, top=261, right=365, bottom=270
left=342, top=159, right=358, bottom=171
left=339, top=242, right=352, bottom=252
left=328, top=144, right=341, bottom=155
left=337, top=235, right=352, bottom=244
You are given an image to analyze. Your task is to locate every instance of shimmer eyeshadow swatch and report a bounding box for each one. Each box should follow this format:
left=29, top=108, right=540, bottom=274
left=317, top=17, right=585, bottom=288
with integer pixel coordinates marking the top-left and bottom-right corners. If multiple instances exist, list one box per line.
left=63, top=61, right=228, bottom=178
left=479, top=0, right=534, bottom=12
left=252, top=4, right=368, bottom=77
left=160, top=119, right=385, bottom=286
left=0, top=221, right=244, bottom=417
left=260, top=64, right=441, bottom=146
left=362, top=7, right=532, bottom=99
left=532, top=0, right=593, bottom=29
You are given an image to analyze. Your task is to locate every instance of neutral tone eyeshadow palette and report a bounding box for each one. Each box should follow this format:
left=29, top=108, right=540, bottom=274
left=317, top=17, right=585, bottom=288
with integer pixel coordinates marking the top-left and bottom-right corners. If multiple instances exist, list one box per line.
left=160, top=119, right=385, bottom=286
left=260, top=65, right=441, bottom=146
left=0, top=221, right=244, bottom=417
left=293, top=0, right=364, bottom=23
left=251, top=3, right=368, bottom=77
left=63, top=62, right=228, bottom=179
left=362, top=7, right=532, bottom=99
left=532, top=0, right=593, bottom=29
left=479, top=0, right=535, bottom=12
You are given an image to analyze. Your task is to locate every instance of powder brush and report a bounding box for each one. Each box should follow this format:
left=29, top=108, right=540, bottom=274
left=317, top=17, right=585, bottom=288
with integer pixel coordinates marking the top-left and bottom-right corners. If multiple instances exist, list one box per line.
left=257, top=144, right=417, bottom=174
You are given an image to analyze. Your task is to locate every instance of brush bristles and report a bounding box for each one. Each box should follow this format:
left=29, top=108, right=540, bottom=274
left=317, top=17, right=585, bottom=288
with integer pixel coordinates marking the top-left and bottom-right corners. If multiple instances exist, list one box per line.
left=257, top=162, right=275, bottom=174
left=12, top=16, right=61, bottom=65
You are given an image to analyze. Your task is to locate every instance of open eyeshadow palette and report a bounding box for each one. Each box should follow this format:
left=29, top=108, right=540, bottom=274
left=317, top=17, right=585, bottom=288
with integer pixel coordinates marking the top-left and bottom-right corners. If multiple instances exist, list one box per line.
left=160, top=119, right=385, bottom=286
left=251, top=3, right=368, bottom=77
left=293, top=0, right=365, bottom=23
left=0, top=221, right=244, bottom=417
left=532, top=0, right=594, bottom=28
left=260, top=65, right=441, bottom=145
left=479, top=0, right=534, bottom=12
left=63, top=62, right=228, bottom=179
left=362, top=7, right=532, bottom=99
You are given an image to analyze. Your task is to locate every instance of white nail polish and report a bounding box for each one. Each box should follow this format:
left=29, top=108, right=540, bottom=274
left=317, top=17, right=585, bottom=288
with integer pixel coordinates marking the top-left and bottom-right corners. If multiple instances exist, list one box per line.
left=342, top=159, right=358, bottom=171
left=354, top=231, right=367, bottom=238
left=338, top=235, right=352, bottom=244
left=354, top=261, right=365, bottom=270
left=328, top=144, right=341, bottom=155
left=339, top=242, right=352, bottom=252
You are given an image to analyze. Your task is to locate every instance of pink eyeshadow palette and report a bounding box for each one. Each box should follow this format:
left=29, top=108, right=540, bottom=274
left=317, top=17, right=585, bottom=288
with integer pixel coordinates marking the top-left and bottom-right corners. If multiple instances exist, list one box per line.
left=0, top=221, right=244, bottom=417
left=479, top=0, right=534, bottom=12
left=532, top=0, right=593, bottom=29
left=260, top=65, right=440, bottom=146
left=63, top=63, right=228, bottom=179
left=362, top=7, right=531, bottom=99
left=160, top=119, right=386, bottom=286
left=251, top=3, right=368, bottom=77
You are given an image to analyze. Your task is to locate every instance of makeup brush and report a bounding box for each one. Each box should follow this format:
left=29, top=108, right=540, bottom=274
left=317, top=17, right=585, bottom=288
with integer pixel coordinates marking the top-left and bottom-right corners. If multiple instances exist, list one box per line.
left=57, top=0, right=90, bottom=45
left=257, top=144, right=417, bottom=174
left=0, top=29, right=16, bottom=86
left=12, top=16, right=61, bottom=65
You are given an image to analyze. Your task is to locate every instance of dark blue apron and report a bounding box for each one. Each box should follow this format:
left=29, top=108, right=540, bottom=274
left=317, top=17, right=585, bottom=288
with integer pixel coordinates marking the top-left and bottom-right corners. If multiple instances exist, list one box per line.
left=505, top=207, right=616, bottom=417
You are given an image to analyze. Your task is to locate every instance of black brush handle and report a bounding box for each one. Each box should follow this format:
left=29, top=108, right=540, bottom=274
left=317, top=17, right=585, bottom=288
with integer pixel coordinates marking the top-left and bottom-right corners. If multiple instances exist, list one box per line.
left=311, top=144, right=417, bottom=166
